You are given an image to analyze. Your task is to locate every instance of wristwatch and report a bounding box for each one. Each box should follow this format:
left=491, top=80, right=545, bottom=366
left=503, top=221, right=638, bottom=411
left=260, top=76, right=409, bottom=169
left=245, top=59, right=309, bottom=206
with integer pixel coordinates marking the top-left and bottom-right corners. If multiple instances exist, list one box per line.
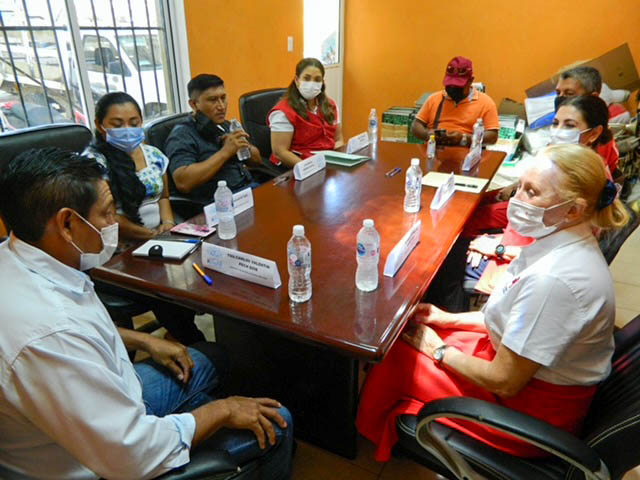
left=460, top=134, right=468, bottom=147
left=433, top=344, right=449, bottom=364
left=495, top=244, right=505, bottom=259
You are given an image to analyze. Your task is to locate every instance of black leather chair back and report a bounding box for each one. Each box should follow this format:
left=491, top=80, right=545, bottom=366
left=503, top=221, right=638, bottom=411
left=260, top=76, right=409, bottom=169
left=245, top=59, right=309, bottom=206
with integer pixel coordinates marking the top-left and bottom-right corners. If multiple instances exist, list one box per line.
left=568, top=334, right=640, bottom=479
left=238, top=88, right=286, bottom=160
left=144, top=112, right=190, bottom=154
left=0, top=123, right=93, bottom=171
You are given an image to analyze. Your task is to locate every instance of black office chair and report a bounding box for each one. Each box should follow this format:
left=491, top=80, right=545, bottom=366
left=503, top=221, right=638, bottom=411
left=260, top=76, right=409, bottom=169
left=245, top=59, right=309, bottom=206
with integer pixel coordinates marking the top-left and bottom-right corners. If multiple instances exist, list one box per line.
left=0, top=123, right=92, bottom=167
left=0, top=123, right=156, bottom=336
left=144, top=112, right=204, bottom=221
left=395, top=314, right=640, bottom=480
left=238, top=88, right=289, bottom=179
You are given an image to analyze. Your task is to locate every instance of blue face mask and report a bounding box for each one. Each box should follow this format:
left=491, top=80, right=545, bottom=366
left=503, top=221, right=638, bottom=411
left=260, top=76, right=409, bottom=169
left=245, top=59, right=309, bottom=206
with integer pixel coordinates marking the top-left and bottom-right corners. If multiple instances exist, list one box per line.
left=105, top=127, right=145, bottom=153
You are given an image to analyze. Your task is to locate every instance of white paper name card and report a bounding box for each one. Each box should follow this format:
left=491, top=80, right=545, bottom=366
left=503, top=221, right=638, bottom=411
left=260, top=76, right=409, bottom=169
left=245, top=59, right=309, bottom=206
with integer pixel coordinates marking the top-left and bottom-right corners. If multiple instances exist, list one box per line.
left=462, top=145, right=482, bottom=171
left=346, top=132, right=370, bottom=154
left=293, top=153, right=326, bottom=181
left=204, top=187, right=255, bottom=227
left=430, top=172, right=455, bottom=210
left=201, top=243, right=281, bottom=289
left=383, top=220, right=422, bottom=277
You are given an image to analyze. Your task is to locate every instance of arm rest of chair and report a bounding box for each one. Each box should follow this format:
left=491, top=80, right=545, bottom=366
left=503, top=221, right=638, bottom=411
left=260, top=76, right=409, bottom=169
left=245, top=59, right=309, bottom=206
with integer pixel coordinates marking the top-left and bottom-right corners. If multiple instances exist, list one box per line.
left=156, top=449, right=239, bottom=479
left=417, top=397, right=607, bottom=479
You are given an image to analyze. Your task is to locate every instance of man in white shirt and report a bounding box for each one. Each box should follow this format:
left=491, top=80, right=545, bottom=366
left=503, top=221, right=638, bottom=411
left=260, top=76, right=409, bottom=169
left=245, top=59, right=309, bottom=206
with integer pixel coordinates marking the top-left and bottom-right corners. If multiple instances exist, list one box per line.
left=0, top=148, right=293, bottom=479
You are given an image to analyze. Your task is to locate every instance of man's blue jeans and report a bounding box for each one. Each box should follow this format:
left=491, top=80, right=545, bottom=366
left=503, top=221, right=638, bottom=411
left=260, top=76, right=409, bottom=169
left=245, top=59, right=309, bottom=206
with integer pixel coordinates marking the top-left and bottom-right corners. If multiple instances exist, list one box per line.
left=134, top=344, right=293, bottom=479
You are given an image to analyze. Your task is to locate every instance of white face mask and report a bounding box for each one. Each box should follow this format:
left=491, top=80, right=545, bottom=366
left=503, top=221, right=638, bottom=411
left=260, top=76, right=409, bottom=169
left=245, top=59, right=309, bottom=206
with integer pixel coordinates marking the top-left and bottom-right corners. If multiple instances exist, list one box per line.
left=70, top=212, right=119, bottom=270
left=507, top=197, right=573, bottom=239
left=549, top=127, right=590, bottom=145
left=297, top=81, right=323, bottom=100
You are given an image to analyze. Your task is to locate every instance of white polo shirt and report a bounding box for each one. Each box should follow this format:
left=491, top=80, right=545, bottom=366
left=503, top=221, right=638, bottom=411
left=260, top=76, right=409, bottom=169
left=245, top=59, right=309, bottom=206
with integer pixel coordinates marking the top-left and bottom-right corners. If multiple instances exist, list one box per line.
left=483, top=222, right=615, bottom=386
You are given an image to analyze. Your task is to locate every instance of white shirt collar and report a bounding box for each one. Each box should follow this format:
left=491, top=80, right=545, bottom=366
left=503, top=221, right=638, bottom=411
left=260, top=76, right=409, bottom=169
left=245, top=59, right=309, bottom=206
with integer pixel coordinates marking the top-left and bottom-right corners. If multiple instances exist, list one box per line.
left=9, top=233, right=91, bottom=295
left=519, top=222, right=593, bottom=265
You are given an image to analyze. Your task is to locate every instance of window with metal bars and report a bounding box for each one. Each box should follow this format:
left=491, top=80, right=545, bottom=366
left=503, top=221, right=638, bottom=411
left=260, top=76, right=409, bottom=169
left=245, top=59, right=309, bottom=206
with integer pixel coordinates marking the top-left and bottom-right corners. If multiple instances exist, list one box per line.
left=0, top=0, right=178, bottom=133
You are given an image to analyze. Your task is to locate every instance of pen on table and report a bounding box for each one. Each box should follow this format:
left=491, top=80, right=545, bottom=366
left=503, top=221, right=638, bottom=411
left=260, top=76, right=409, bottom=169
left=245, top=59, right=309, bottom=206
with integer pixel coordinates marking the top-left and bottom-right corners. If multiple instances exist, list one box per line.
left=192, top=263, right=213, bottom=285
left=273, top=174, right=291, bottom=185
left=385, top=167, right=402, bottom=177
left=217, top=124, right=227, bottom=133
left=454, top=182, right=478, bottom=189
left=169, top=238, right=201, bottom=244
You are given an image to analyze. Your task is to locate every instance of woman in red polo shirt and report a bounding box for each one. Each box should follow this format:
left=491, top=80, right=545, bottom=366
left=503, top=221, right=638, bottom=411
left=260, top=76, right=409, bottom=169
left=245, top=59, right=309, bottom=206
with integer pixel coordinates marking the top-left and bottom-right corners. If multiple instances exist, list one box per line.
left=269, top=57, right=343, bottom=168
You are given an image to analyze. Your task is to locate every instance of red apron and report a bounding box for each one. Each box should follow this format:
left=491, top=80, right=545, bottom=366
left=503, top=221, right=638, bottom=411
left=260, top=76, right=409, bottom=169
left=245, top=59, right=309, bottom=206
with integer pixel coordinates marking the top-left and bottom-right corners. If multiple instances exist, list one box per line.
left=356, top=327, right=597, bottom=462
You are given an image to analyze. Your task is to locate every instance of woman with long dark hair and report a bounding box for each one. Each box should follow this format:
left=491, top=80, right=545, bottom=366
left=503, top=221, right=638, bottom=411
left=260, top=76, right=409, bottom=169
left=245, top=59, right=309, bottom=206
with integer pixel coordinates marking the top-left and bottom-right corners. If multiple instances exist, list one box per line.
left=268, top=57, right=343, bottom=168
left=86, top=92, right=176, bottom=240
left=85, top=92, right=205, bottom=345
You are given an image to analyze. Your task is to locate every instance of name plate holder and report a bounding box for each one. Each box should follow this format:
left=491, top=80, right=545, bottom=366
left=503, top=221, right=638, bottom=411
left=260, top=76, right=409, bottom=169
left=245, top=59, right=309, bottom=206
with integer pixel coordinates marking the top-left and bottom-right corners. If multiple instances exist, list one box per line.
left=430, top=172, right=455, bottom=210
left=383, top=220, right=422, bottom=277
left=204, top=187, right=255, bottom=227
left=346, top=132, right=370, bottom=154
left=462, top=144, right=482, bottom=171
left=201, top=243, right=281, bottom=289
left=293, top=153, right=326, bottom=181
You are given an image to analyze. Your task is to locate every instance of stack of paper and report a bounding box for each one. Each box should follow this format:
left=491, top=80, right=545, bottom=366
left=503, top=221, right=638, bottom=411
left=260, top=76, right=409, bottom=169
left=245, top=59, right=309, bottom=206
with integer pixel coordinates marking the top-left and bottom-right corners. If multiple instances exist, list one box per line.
left=422, top=172, right=488, bottom=194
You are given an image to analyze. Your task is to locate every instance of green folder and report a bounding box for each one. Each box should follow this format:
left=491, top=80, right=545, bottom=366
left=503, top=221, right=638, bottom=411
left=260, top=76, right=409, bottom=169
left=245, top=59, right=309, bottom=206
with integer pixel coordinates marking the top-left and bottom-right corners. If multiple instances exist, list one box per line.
left=312, top=150, right=370, bottom=167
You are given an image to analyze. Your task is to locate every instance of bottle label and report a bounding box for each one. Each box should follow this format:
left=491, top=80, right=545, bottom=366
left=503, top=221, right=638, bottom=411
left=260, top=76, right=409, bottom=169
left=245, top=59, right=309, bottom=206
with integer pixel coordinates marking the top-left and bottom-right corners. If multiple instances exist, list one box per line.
left=357, top=242, right=379, bottom=258
left=288, top=247, right=311, bottom=267
left=369, top=119, right=377, bottom=128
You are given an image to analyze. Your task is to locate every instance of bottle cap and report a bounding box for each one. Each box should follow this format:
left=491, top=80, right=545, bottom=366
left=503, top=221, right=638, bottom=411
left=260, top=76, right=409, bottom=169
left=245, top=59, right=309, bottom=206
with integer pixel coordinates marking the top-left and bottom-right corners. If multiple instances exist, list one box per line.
left=218, top=180, right=227, bottom=187
left=293, top=225, right=305, bottom=236
left=429, top=134, right=435, bottom=140
left=363, top=219, right=374, bottom=228
left=370, top=108, right=376, bottom=114
left=411, top=158, right=420, bottom=166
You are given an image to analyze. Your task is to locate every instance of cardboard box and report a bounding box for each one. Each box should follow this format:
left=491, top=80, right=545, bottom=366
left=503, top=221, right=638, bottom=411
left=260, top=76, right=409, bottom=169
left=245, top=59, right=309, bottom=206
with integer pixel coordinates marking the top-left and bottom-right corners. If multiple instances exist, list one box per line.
left=525, top=43, right=640, bottom=98
left=498, top=98, right=526, bottom=120
left=381, top=107, right=415, bottom=142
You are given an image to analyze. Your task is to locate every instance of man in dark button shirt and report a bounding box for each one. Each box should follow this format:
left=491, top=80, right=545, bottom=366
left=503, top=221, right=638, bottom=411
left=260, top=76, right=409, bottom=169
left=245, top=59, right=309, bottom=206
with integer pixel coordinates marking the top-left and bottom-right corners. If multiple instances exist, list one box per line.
left=166, top=74, right=262, bottom=204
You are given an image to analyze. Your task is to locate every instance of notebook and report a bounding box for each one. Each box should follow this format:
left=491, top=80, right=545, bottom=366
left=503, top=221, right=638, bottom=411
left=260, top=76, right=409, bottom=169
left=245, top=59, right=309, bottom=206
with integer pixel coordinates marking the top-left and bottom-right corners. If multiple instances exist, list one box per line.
left=311, top=150, right=370, bottom=167
left=170, top=221, right=216, bottom=237
left=132, top=240, right=200, bottom=260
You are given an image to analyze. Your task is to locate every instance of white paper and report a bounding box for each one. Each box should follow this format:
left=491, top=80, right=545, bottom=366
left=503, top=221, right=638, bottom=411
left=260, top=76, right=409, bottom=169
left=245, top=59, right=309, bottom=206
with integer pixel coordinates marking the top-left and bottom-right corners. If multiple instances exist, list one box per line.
left=422, top=171, right=488, bottom=194
left=201, top=243, right=281, bottom=289
left=132, top=240, right=199, bottom=260
left=383, top=220, right=421, bottom=278
left=204, top=187, right=255, bottom=227
left=293, top=153, right=326, bottom=181
left=346, top=132, right=370, bottom=154
left=430, top=172, right=455, bottom=210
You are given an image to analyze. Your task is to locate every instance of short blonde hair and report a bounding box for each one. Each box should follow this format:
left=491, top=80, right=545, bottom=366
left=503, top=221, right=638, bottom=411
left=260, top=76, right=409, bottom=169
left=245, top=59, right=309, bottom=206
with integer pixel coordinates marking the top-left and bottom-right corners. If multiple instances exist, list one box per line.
left=543, top=144, right=629, bottom=229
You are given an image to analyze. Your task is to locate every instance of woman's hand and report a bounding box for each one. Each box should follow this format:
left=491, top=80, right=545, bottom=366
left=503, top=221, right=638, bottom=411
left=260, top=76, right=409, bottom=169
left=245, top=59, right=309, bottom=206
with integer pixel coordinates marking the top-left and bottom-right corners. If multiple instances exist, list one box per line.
left=155, top=222, right=174, bottom=234
left=411, top=303, right=453, bottom=327
left=467, top=234, right=502, bottom=268
left=402, top=323, right=445, bottom=359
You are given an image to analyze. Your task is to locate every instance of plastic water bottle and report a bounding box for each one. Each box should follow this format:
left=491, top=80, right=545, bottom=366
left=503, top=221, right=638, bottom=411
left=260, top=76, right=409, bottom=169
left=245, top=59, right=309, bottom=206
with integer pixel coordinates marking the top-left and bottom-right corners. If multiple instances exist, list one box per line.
left=471, top=118, right=484, bottom=148
left=356, top=219, right=380, bottom=291
left=229, top=119, right=251, bottom=161
left=426, top=133, right=436, bottom=170
left=214, top=180, right=236, bottom=240
left=287, top=225, right=312, bottom=303
left=403, top=158, right=423, bottom=213
left=368, top=108, right=378, bottom=144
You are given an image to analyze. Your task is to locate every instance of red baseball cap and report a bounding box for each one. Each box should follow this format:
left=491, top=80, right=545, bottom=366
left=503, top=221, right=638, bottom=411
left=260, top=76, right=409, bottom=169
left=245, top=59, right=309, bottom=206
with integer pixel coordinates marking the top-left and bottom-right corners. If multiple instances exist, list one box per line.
left=443, top=56, right=473, bottom=87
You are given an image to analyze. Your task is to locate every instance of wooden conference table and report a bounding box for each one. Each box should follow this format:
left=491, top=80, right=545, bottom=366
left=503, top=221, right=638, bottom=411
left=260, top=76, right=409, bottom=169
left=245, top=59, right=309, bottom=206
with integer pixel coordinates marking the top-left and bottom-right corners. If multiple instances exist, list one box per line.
left=93, top=142, right=505, bottom=458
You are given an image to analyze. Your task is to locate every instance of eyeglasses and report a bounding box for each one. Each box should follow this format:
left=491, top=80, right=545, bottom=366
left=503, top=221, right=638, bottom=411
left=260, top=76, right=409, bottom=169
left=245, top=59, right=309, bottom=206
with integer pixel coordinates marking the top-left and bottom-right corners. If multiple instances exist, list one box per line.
left=446, top=65, right=471, bottom=76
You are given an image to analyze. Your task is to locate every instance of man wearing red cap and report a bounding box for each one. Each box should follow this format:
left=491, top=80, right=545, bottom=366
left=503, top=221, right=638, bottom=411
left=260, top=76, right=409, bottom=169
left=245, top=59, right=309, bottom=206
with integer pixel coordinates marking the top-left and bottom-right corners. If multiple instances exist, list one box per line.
left=412, top=56, right=499, bottom=146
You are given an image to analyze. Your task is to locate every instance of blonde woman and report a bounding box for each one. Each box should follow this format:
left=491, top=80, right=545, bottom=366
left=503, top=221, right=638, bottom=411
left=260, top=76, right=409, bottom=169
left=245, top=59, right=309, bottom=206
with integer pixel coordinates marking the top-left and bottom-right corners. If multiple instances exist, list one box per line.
left=357, top=144, right=629, bottom=461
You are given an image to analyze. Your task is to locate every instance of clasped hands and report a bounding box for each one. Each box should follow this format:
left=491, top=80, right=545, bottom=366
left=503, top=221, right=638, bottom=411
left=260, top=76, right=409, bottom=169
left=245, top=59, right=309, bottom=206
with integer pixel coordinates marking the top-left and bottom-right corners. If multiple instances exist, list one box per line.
left=402, top=303, right=451, bottom=359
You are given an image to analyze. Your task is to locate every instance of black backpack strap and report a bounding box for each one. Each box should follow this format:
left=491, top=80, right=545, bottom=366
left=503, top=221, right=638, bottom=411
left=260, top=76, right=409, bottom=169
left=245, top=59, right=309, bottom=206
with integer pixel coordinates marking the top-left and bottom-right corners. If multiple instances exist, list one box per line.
left=433, top=95, right=446, bottom=130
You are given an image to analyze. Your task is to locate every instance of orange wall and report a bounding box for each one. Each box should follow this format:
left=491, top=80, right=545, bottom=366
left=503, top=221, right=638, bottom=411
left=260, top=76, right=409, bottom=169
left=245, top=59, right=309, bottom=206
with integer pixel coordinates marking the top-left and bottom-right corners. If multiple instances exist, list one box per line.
left=342, top=0, right=640, bottom=138
left=184, top=0, right=303, bottom=120
left=185, top=1, right=640, bottom=139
